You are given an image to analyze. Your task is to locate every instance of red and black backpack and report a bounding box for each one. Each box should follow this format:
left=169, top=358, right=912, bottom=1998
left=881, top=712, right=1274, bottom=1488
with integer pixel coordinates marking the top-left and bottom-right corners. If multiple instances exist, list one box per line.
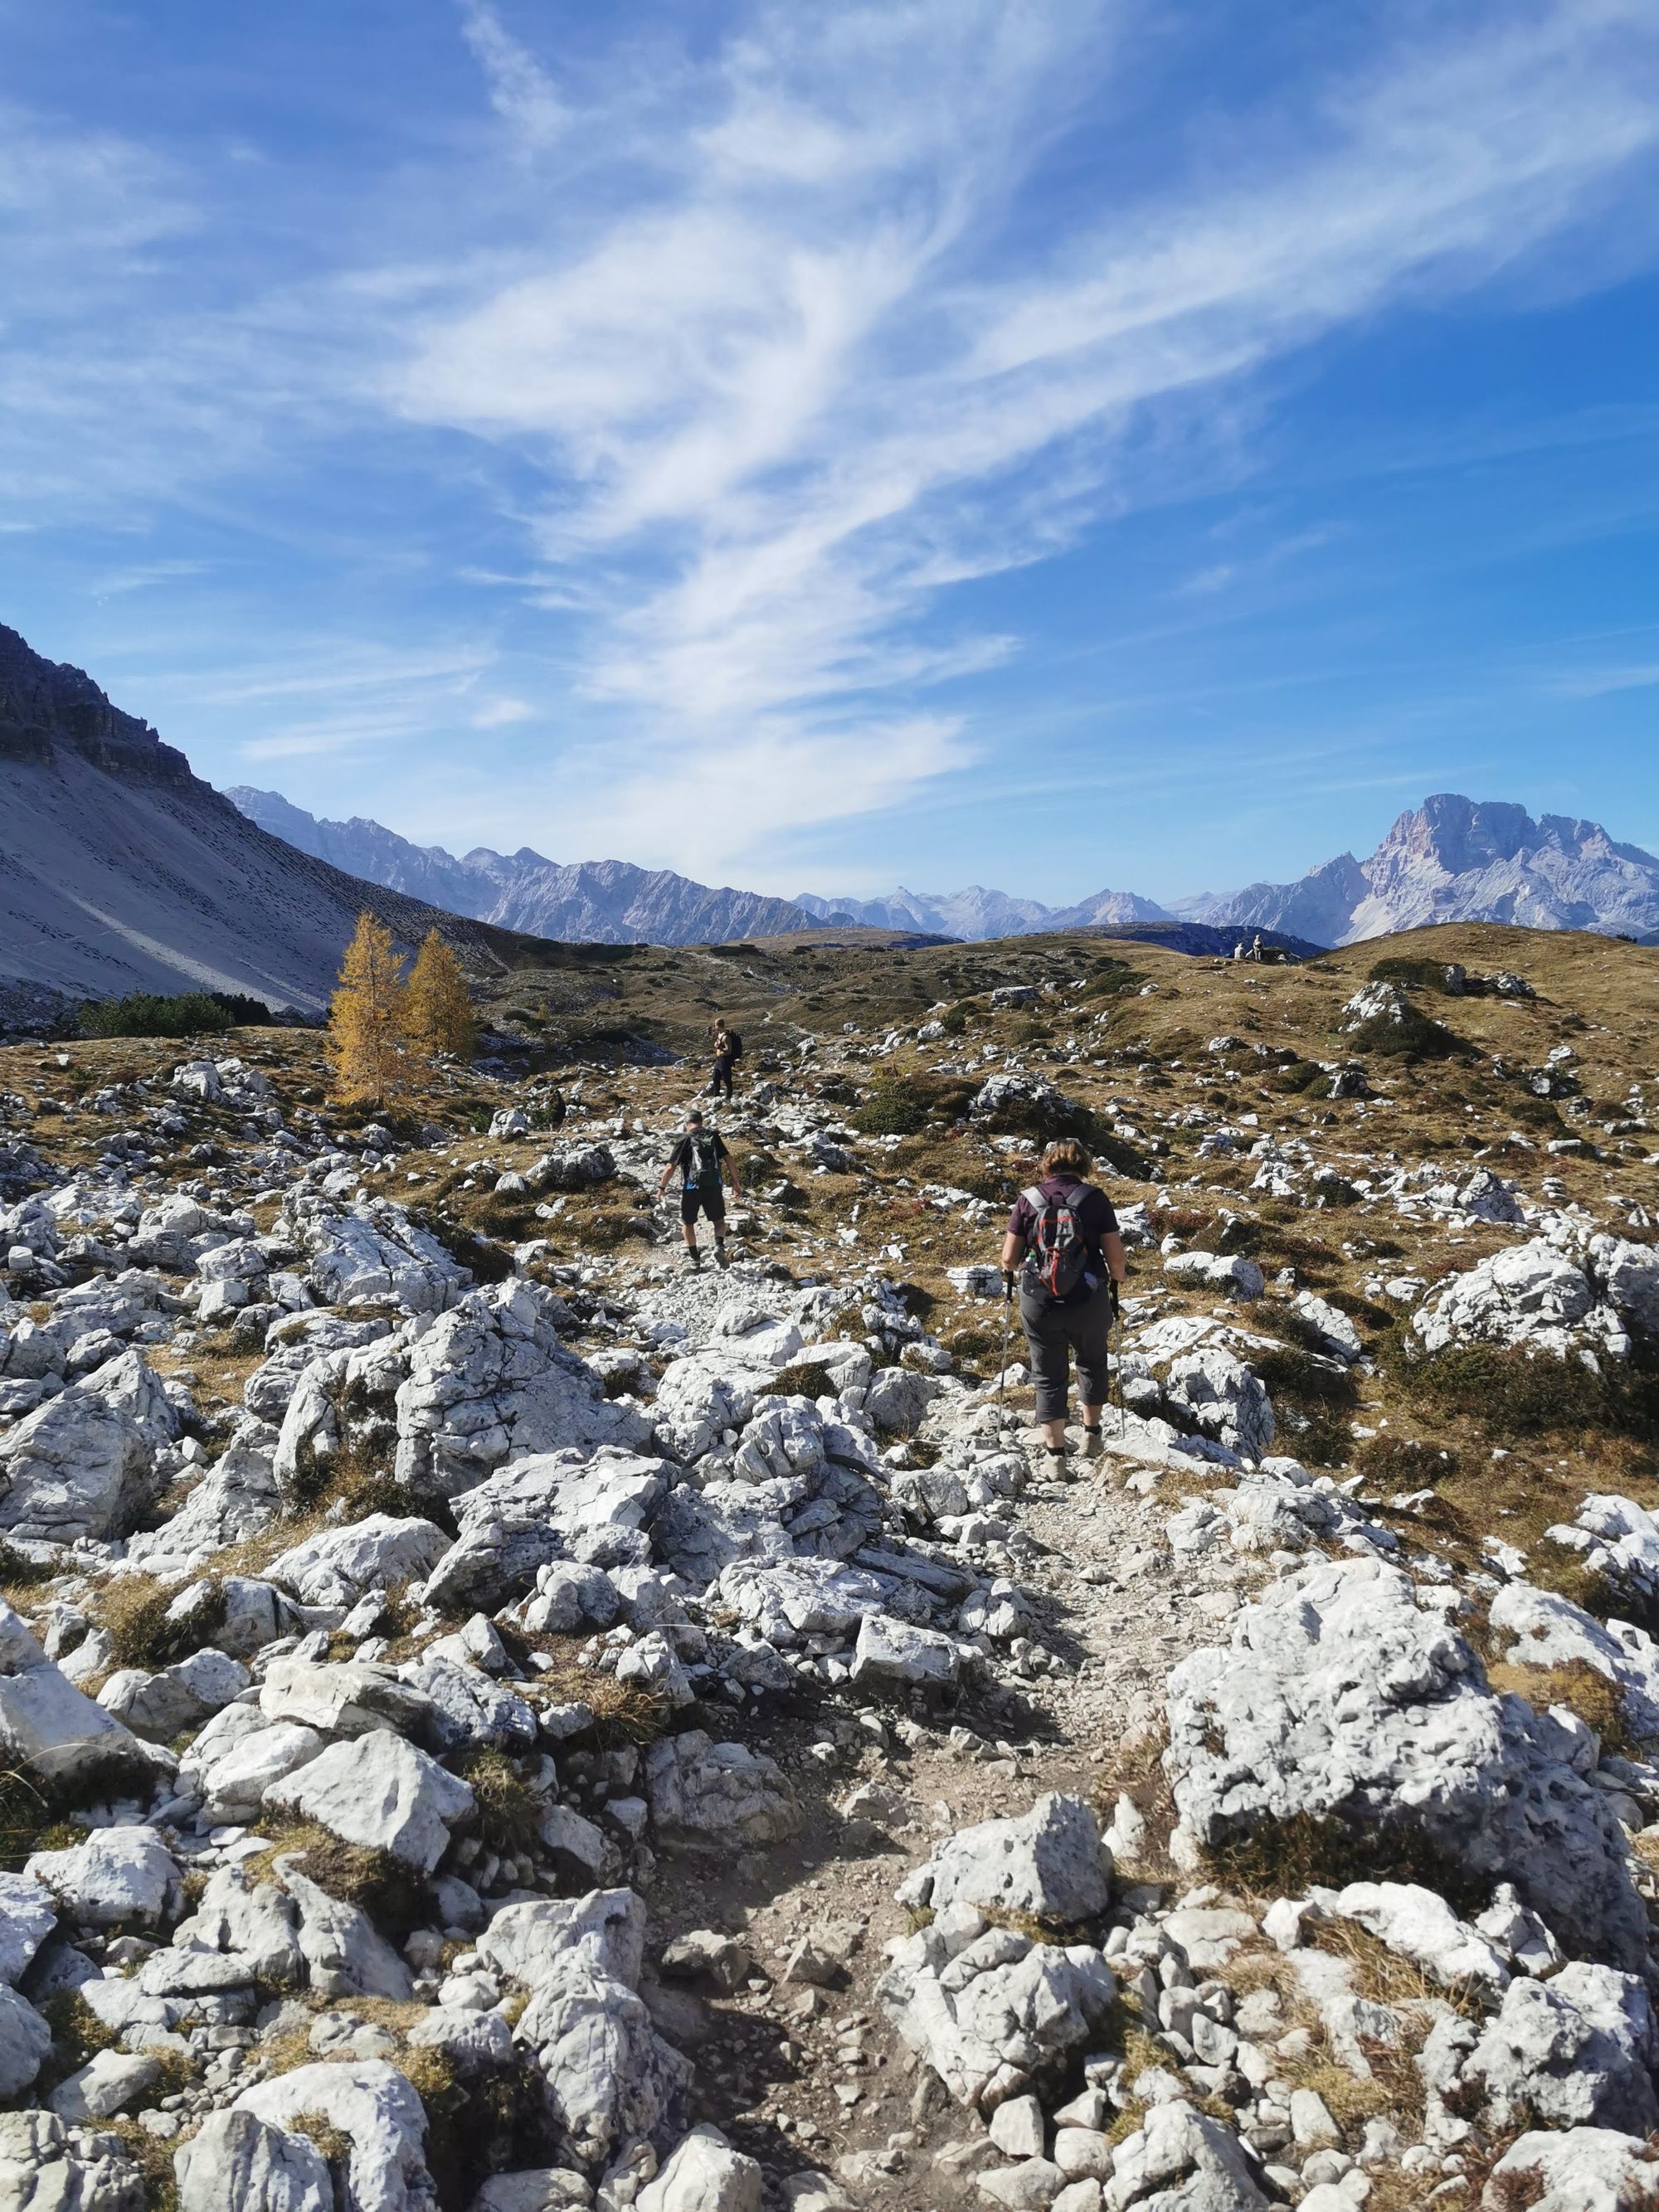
left=1022, top=1183, right=1093, bottom=1300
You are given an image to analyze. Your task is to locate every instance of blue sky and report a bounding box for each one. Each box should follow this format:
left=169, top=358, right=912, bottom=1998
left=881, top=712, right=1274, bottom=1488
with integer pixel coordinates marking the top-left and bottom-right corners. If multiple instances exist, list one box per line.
left=3, top=0, right=1658, bottom=904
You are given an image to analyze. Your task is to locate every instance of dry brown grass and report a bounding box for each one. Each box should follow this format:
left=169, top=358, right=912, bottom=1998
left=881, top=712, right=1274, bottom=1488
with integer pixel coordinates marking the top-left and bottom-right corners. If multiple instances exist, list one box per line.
left=1487, top=1654, right=1638, bottom=1756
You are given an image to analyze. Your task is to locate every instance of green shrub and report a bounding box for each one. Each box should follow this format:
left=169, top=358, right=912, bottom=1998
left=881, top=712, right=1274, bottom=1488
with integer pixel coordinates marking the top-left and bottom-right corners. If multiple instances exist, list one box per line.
left=1389, top=1338, right=1659, bottom=1443
left=854, top=1078, right=930, bottom=1136
left=1346, top=1005, right=1464, bottom=1059
left=941, top=1005, right=969, bottom=1034
left=1368, top=956, right=1461, bottom=995
left=80, top=991, right=235, bottom=1039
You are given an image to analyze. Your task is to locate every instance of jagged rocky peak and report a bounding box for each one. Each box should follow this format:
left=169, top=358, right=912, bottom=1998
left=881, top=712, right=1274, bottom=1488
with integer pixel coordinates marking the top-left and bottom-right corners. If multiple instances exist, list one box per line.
left=0, top=623, right=187, bottom=781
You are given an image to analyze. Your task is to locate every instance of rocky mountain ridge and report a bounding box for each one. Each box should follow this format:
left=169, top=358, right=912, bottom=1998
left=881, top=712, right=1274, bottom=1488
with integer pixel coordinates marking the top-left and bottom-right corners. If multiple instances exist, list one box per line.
left=241, top=780, right=1659, bottom=951
left=0, top=625, right=561, bottom=1017
left=1180, top=794, right=1659, bottom=946
left=226, top=790, right=819, bottom=948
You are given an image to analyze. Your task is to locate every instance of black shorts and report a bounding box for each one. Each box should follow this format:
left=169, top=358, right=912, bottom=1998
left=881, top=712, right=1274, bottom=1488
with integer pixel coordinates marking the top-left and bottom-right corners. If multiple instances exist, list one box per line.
left=681, top=1185, right=726, bottom=1226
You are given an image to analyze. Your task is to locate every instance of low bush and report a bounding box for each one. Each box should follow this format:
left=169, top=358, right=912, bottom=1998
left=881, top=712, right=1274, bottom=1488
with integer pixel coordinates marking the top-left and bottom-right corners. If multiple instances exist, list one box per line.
left=1347, top=1005, right=1465, bottom=1061
left=1368, top=956, right=1461, bottom=995
left=854, top=1078, right=929, bottom=1136
left=80, top=990, right=234, bottom=1038
left=1387, top=1337, right=1659, bottom=1446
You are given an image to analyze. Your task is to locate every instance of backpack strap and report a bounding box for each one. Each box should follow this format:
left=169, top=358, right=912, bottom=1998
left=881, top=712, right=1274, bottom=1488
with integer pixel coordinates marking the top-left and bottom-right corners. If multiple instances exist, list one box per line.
left=1020, top=1186, right=1045, bottom=1212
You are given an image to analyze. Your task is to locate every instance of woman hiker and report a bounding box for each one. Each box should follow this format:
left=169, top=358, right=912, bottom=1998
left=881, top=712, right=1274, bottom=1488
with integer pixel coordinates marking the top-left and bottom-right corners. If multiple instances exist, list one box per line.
left=1001, top=1135, right=1127, bottom=1477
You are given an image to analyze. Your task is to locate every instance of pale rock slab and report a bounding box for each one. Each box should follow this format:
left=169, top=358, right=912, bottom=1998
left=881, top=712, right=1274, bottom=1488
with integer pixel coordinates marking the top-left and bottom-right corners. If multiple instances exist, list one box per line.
left=263, top=1733, right=474, bottom=1873
left=898, top=1796, right=1110, bottom=1925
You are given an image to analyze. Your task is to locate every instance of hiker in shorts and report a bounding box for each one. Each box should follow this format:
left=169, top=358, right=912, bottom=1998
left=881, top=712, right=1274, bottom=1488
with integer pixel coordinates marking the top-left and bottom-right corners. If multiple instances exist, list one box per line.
left=709, top=1018, right=742, bottom=1100
left=657, top=1109, right=742, bottom=1269
left=1001, top=1136, right=1127, bottom=1476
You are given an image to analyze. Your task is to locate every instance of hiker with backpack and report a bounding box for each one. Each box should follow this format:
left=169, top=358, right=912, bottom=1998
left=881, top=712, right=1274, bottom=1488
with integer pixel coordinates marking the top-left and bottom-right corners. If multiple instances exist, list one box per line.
left=709, top=1018, right=742, bottom=1100
left=1000, top=1135, right=1127, bottom=1475
left=657, top=1108, right=743, bottom=1269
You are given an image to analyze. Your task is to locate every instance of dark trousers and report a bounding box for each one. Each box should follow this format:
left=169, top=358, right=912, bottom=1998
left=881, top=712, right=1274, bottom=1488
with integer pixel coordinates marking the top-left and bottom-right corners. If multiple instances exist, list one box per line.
left=709, top=1060, right=733, bottom=1098
left=1019, top=1279, right=1112, bottom=1422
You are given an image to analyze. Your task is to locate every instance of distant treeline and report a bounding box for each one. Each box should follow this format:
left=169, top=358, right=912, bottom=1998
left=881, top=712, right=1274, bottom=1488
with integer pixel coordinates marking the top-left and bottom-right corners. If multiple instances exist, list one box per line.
left=80, top=989, right=279, bottom=1038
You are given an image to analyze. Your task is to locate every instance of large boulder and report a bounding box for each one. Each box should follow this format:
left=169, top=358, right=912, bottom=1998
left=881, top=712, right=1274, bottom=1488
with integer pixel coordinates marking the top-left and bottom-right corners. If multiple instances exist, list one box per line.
left=897, top=1795, right=1110, bottom=1926
left=423, top=1448, right=667, bottom=1614
left=234, top=2061, right=435, bottom=2212
left=637, top=2129, right=762, bottom=2212
left=1462, top=1964, right=1659, bottom=2134
left=479, top=1889, right=689, bottom=2170
left=1165, top=1558, right=1648, bottom=1969
left=644, top=1730, right=803, bottom=1854
left=0, top=1986, right=52, bottom=2098
left=27, top=1826, right=181, bottom=1928
left=265, top=1514, right=451, bottom=1608
left=876, top=1905, right=1117, bottom=2113
left=175, top=2108, right=333, bottom=2212
left=1161, top=1348, right=1274, bottom=1460
left=1545, top=1493, right=1659, bottom=1616
left=263, top=1733, right=474, bottom=1873
left=1103, top=2101, right=1268, bottom=2210
left=395, top=1281, right=650, bottom=1495
left=285, top=1191, right=469, bottom=1315
left=0, top=1600, right=148, bottom=1791
left=1482, top=2128, right=1659, bottom=2211
left=0, top=1381, right=157, bottom=1544
left=1413, top=1234, right=1639, bottom=1363
left=128, top=1417, right=282, bottom=1566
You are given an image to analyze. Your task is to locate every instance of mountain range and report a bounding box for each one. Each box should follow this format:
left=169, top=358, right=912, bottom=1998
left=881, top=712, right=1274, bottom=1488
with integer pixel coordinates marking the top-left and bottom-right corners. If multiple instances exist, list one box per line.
left=233, top=786, right=1659, bottom=950
left=0, top=625, right=551, bottom=1014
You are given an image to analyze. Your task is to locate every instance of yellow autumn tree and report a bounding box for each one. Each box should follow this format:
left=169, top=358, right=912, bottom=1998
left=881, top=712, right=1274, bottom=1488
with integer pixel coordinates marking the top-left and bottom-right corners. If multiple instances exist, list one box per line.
left=406, top=927, right=475, bottom=1063
left=328, top=912, right=409, bottom=1106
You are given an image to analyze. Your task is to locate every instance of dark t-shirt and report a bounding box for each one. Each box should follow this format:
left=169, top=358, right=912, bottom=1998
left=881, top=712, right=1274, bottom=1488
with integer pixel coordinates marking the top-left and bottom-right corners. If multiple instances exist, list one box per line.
left=669, top=1131, right=729, bottom=1188
left=1007, top=1177, right=1119, bottom=1294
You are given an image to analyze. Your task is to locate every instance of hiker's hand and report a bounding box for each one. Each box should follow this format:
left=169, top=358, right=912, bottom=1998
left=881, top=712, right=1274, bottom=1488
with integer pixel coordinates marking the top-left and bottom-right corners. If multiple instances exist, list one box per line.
left=1109, top=1280, right=1121, bottom=1320
left=1002, top=1269, right=1016, bottom=1301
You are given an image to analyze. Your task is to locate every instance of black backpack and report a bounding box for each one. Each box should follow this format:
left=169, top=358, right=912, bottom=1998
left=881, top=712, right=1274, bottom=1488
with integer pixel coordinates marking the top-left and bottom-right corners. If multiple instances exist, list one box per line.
left=692, top=1133, right=724, bottom=1191
left=1022, top=1183, right=1093, bottom=1301
left=724, top=1030, right=743, bottom=1061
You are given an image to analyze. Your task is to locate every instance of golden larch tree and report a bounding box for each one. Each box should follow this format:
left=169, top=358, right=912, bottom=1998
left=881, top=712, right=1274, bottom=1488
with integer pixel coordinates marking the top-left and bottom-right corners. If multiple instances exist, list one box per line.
left=328, top=913, right=410, bottom=1106
left=406, top=926, right=475, bottom=1062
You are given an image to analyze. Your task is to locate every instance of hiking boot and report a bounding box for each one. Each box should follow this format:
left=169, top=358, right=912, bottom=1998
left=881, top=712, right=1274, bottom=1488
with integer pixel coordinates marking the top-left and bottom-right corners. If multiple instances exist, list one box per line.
left=713, top=1244, right=729, bottom=1270
left=1080, top=1429, right=1104, bottom=1460
left=1042, top=1449, right=1070, bottom=1483
left=683, top=1250, right=702, bottom=1271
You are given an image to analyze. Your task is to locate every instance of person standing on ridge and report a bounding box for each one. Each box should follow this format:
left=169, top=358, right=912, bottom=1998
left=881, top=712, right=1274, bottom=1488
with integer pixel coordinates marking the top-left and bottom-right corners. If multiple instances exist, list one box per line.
left=658, top=1108, right=742, bottom=1269
left=709, top=1018, right=742, bottom=1101
left=1000, top=1135, right=1127, bottom=1478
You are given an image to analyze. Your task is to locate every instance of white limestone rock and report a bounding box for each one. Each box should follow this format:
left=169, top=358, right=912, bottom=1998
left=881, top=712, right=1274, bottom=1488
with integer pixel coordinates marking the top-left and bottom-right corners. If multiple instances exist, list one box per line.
left=876, top=1907, right=1117, bottom=2115
left=0, top=1381, right=157, bottom=1544
left=235, top=2060, right=436, bottom=2212
left=423, top=1446, right=667, bottom=1614
left=174, top=2108, right=333, bottom=2212
left=27, top=1826, right=180, bottom=1928
left=265, top=1514, right=451, bottom=1608
left=395, top=1281, right=650, bottom=1495
left=898, top=1795, right=1110, bottom=1926
left=264, top=1733, right=474, bottom=1872
left=1481, top=2127, right=1659, bottom=2211
left=285, top=1189, right=469, bottom=1315
left=637, top=2127, right=763, bottom=2212
left=0, top=1985, right=51, bottom=2098
left=644, top=1730, right=803, bottom=1853
left=1463, top=1963, right=1659, bottom=2134
left=1165, top=1558, right=1648, bottom=1969
left=1490, top=1580, right=1659, bottom=1748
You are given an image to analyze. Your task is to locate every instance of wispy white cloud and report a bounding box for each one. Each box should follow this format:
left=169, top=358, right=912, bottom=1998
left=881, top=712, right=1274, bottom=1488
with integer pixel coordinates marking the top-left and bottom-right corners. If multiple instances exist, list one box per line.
left=2, top=1, right=1658, bottom=879
left=384, top=0, right=1659, bottom=870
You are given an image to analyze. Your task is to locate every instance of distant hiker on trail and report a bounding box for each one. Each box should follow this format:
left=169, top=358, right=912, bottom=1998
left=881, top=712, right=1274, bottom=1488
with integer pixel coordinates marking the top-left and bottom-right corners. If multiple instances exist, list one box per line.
left=1232, top=941, right=1245, bottom=962
left=1000, top=1135, right=1127, bottom=1478
left=1249, top=932, right=1264, bottom=962
left=709, top=1018, right=743, bottom=1100
left=658, top=1108, right=742, bottom=1269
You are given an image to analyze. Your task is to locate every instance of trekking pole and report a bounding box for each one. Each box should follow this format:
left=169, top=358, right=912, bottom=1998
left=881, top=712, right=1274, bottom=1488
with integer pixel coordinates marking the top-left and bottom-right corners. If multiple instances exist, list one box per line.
left=997, top=1270, right=1014, bottom=1419
left=1110, top=1281, right=1126, bottom=1437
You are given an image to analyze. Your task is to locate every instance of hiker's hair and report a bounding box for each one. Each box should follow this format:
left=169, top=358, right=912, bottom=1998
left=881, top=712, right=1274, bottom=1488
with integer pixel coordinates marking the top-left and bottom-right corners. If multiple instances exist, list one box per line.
left=1040, top=1136, right=1092, bottom=1178
left=688, top=1110, right=705, bottom=1124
